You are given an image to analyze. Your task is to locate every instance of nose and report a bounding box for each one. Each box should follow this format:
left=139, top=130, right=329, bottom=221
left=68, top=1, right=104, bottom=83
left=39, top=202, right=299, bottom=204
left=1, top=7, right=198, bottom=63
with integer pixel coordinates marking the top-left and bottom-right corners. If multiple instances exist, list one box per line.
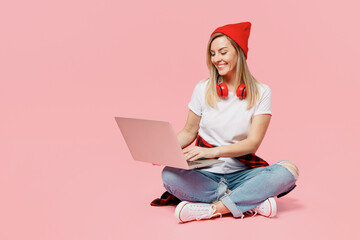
left=212, top=53, right=222, bottom=64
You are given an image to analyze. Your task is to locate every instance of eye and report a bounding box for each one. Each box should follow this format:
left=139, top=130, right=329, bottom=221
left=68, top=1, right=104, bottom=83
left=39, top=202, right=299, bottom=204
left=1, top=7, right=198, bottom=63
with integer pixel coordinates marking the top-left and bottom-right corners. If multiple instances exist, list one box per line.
left=221, top=52, right=227, bottom=55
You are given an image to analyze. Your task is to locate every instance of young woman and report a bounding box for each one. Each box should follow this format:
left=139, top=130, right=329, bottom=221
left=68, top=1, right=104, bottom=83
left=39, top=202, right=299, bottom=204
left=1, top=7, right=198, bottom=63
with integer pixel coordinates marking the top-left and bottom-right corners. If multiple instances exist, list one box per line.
left=161, top=22, right=299, bottom=223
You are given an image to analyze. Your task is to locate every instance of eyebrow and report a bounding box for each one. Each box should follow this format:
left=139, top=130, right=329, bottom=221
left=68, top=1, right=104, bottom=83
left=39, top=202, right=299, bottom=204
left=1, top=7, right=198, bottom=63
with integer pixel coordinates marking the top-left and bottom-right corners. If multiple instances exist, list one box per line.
left=210, top=47, right=228, bottom=52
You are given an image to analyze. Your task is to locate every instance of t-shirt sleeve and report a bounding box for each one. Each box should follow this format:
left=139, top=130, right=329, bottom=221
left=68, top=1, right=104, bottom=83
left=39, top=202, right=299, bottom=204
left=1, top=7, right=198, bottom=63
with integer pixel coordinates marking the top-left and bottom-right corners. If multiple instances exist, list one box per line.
left=188, top=82, right=203, bottom=116
left=254, top=85, right=272, bottom=116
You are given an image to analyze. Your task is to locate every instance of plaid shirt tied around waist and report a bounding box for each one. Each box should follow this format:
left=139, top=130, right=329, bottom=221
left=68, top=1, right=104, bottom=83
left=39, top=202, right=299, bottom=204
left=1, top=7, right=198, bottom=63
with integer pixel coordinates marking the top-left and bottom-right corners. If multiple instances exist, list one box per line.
left=195, top=134, right=269, bottom=168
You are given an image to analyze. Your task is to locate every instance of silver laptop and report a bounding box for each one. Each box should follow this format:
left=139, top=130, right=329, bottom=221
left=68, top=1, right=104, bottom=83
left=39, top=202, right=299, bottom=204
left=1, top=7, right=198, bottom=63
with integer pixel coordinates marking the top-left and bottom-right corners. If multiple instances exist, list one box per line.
left=115, top=117, right=224, bottom=169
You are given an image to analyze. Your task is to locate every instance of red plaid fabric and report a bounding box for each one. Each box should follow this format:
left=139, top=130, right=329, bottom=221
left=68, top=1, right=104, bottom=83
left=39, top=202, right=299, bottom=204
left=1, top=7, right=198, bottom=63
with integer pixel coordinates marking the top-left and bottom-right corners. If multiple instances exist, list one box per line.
left=195, top=134, right=269, bottom=168
left=150, top=191, right=180, bottom=206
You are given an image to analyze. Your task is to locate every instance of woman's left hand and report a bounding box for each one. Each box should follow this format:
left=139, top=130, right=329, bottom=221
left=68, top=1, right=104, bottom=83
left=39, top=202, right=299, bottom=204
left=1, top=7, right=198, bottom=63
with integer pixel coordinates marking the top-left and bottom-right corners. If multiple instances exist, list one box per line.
left=183, top=146, right=220, bottom=162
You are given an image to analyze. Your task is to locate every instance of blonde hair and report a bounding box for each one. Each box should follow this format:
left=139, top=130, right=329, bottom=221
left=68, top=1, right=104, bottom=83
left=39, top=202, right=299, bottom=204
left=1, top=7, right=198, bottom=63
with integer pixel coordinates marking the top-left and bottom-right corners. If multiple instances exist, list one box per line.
left=205, top=32, right=262, bottom=110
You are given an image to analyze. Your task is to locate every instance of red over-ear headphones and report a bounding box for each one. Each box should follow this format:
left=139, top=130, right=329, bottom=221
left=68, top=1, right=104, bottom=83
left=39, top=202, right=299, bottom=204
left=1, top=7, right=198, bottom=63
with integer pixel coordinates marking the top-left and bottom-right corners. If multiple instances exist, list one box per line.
left=216, top=76, right=247, bottom=100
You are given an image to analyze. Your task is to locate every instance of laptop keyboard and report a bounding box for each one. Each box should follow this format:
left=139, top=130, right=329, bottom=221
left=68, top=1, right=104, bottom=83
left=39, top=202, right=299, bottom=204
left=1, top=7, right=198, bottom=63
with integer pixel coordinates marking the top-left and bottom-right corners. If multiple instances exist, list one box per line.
left=187, top=161, right=201, bottom=166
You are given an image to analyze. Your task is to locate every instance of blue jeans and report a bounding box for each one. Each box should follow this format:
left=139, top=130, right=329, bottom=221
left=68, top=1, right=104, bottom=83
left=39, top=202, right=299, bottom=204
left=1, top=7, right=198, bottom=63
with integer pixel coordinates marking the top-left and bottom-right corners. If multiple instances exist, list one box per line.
left=162, top=161, right=297, bottom=218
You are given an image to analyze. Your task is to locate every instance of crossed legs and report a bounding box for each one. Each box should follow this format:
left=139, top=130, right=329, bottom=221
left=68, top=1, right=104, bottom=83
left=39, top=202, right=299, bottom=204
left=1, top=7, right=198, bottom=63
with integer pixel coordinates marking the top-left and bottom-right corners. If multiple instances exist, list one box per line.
left=162, top=160, right=299, bottom=218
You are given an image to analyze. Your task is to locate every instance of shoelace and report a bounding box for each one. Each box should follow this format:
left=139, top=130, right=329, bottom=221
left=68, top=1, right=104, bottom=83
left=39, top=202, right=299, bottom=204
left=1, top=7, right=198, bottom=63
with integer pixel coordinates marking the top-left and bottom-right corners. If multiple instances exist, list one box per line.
left=245, top=210, right=258, bottom=217
left=195, top=204, right=222, bottom=221
left=239, top=209, right=258, bottom=219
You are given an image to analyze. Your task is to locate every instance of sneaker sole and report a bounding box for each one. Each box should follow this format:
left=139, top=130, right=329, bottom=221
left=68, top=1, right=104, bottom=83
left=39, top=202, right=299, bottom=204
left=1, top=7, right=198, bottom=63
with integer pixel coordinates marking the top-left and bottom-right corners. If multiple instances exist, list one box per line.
left=174, top=201, right=190, bottom=223
left=267, top=197, right=277, bottom=217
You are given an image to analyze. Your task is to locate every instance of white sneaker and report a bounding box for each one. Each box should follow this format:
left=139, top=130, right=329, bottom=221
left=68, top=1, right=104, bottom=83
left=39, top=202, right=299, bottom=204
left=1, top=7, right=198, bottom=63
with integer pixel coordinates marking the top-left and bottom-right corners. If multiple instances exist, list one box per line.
left=247, top=197, right=277, bottom=218
left=174, top=201, right=221, bottom=223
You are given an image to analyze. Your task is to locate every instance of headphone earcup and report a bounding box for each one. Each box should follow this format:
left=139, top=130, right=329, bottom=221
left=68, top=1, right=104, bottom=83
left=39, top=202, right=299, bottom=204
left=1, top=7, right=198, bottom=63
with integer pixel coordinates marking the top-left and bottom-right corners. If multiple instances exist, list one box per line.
left=216, top=82, right=229, bottom=97
left=236, top=83, right=247, bottom=100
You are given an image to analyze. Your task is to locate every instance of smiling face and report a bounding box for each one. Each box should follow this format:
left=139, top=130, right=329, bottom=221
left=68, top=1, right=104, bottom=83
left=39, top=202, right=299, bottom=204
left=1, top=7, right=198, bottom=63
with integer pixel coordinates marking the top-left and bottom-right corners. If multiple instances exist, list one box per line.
left=210, top=36, right=238, bottom=80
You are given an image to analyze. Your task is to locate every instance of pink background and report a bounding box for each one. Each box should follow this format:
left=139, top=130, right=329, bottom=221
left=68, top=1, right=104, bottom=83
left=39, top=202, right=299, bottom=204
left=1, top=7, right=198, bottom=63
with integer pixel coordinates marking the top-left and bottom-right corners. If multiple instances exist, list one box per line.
left=1, top=0, right=359, bottom=239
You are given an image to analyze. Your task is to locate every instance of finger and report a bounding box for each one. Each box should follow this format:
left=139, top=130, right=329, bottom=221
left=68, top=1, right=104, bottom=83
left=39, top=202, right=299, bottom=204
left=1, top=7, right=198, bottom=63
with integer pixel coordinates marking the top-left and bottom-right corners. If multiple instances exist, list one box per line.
left=187, top=152, right=201, bottom=162
left=185, top=149, right=198, bottom=160
left=184, top=149, right=196, bottom=159
left=185, top=153, right=192, bottom=161
left=183, top=147, right=197, bottom=154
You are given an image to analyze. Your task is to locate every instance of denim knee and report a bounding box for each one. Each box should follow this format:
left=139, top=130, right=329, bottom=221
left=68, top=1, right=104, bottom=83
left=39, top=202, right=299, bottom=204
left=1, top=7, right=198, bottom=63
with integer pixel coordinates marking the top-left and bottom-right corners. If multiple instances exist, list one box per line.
left=276, top=160, right=299, bottom=181
left=161, top=166, right=225, bottom=203
left=162, top=166, right=179, bottom=187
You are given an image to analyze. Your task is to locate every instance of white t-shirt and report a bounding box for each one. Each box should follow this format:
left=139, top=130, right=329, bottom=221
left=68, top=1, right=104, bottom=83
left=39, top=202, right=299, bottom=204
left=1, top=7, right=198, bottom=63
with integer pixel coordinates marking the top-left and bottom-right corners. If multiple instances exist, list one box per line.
left=188, top=79, right=272, bottom=174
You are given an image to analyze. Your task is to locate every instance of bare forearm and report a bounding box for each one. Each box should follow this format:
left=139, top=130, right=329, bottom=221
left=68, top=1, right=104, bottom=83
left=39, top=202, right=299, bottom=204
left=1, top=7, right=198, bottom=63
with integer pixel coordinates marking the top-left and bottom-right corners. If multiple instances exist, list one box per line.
left=216, top=139, right=258, bottom=158
left=177, top=129, right=197, bottom=149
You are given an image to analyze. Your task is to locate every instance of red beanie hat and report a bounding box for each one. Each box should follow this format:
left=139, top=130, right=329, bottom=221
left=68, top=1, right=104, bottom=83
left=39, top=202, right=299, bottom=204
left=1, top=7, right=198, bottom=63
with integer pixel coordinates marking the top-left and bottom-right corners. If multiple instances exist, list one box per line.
left=211, top=22, right=252, bottom=59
